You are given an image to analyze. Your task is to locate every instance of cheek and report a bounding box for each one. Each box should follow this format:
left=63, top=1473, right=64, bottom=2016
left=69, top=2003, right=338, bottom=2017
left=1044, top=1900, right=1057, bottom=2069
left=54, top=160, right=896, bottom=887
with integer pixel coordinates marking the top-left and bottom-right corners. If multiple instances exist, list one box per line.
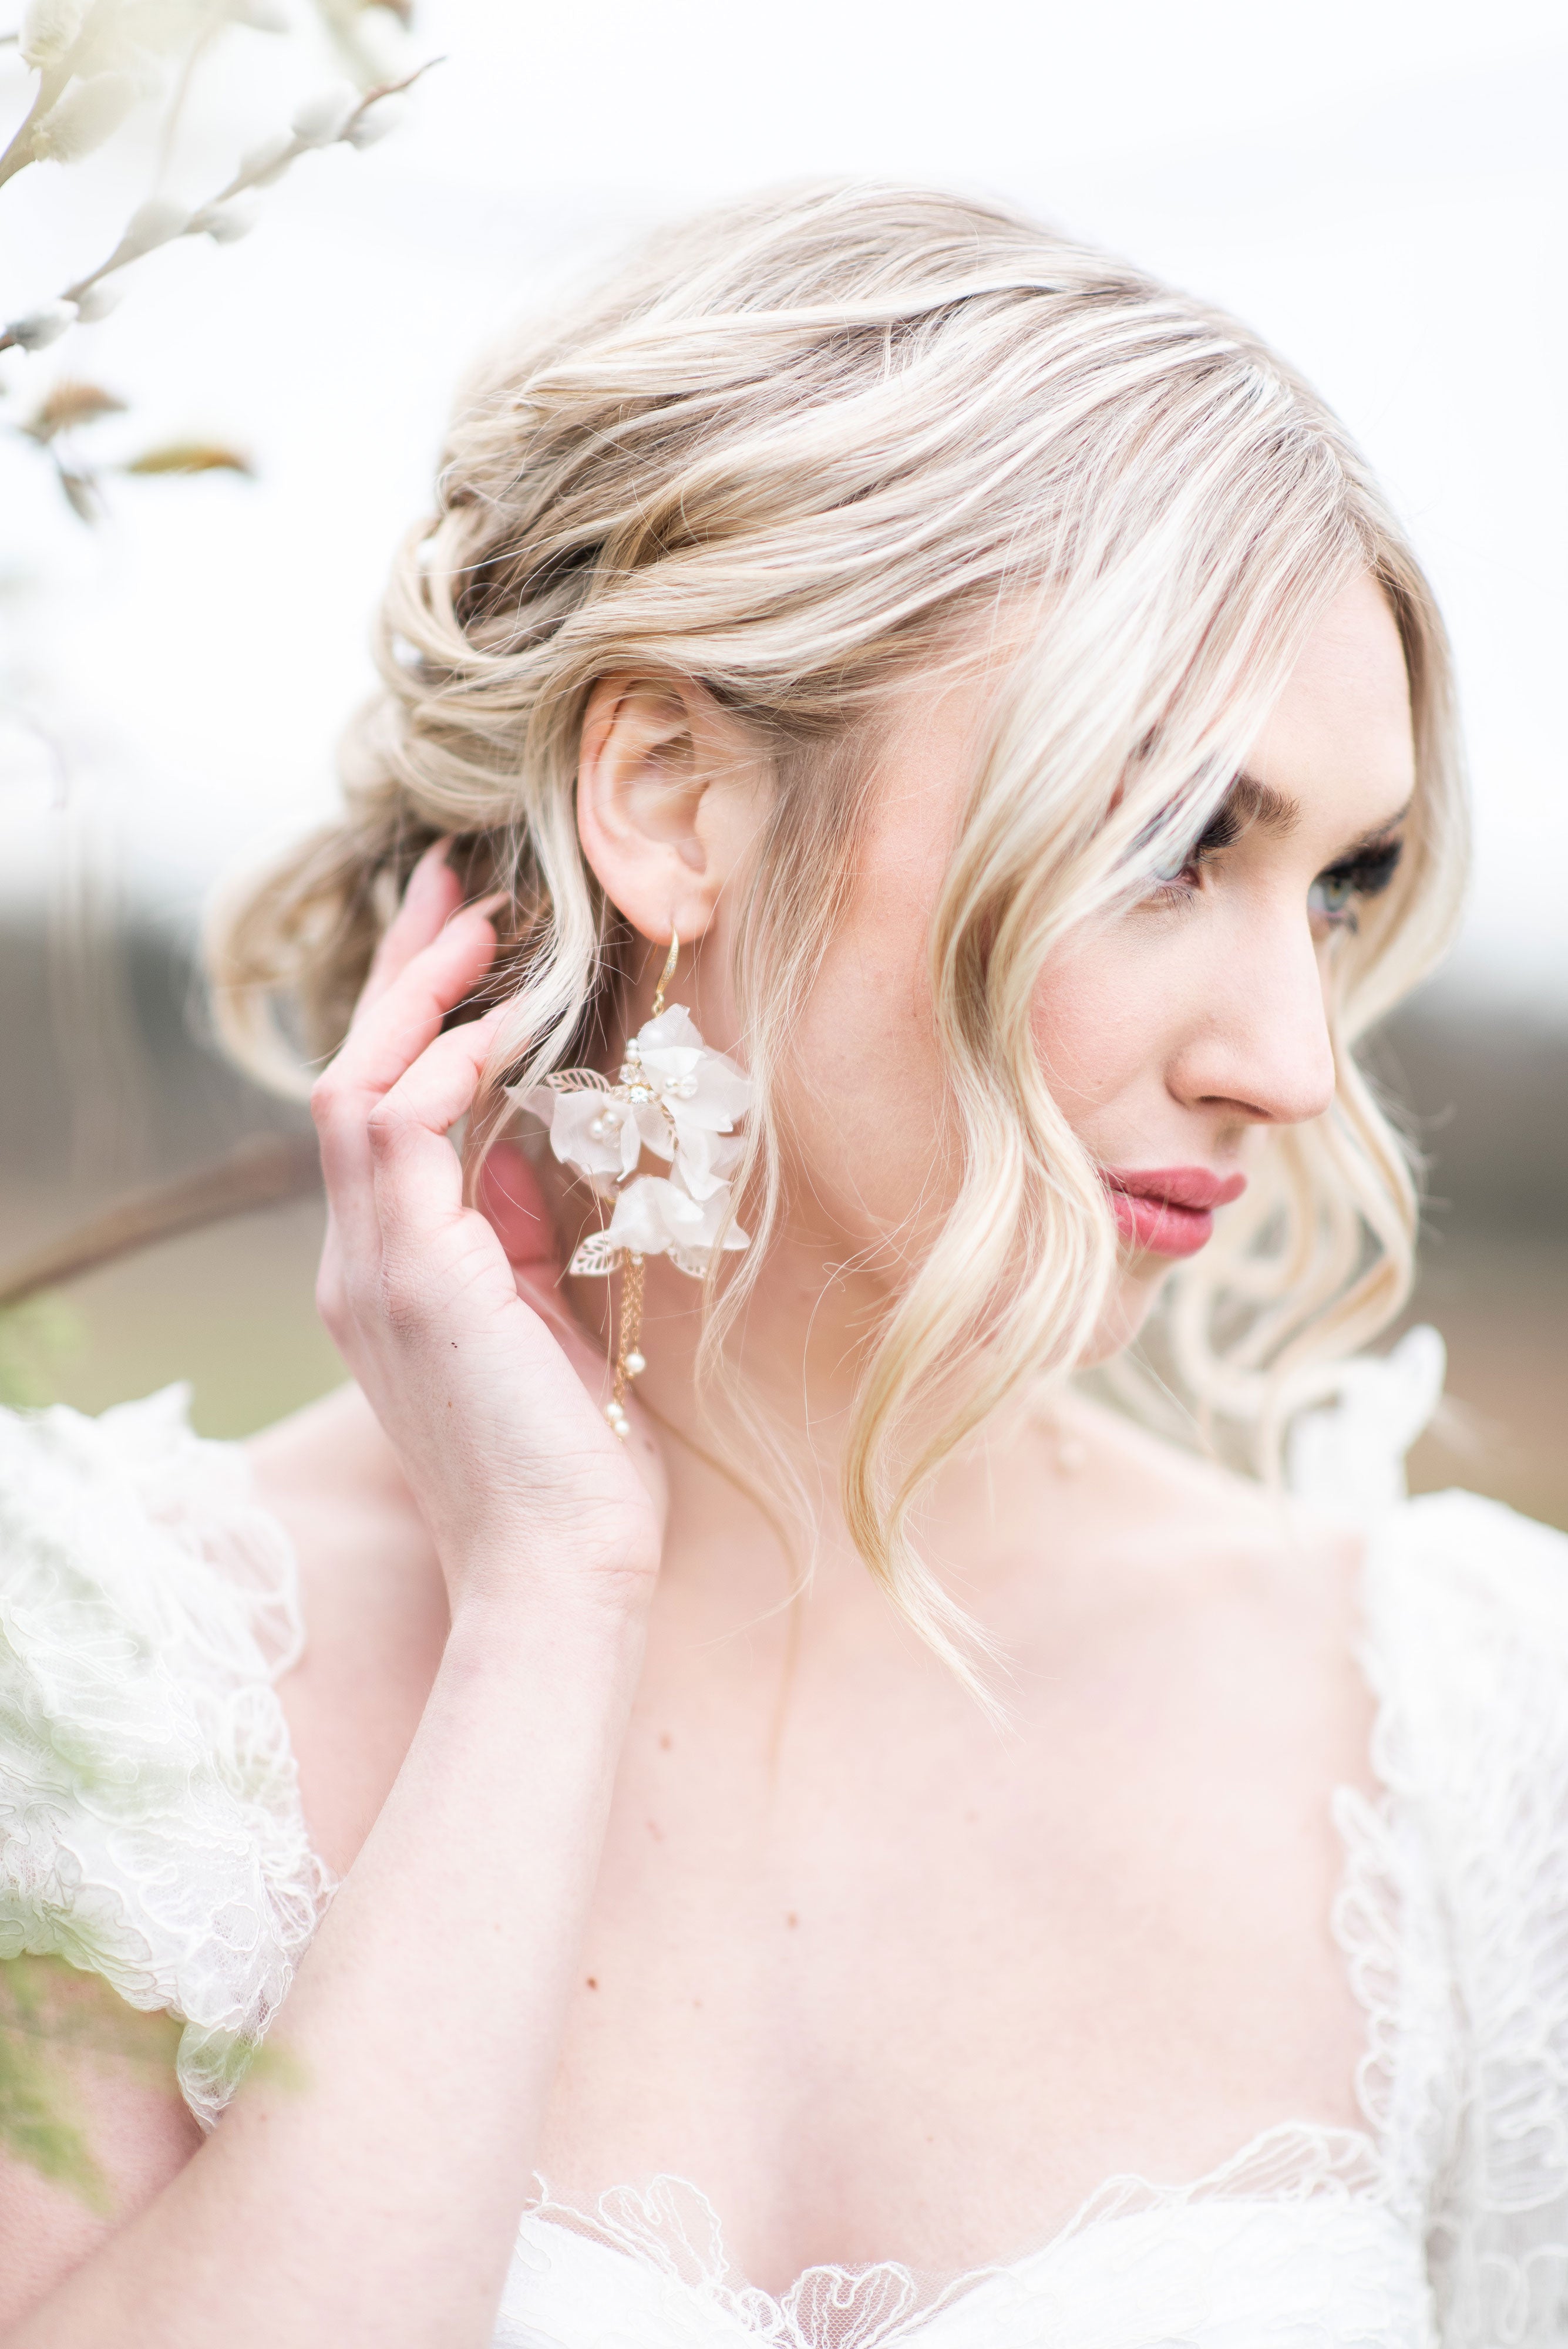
left=1029, top=924, right=1159, bottom=1129
left=781, top=908, right=957, bottom=1252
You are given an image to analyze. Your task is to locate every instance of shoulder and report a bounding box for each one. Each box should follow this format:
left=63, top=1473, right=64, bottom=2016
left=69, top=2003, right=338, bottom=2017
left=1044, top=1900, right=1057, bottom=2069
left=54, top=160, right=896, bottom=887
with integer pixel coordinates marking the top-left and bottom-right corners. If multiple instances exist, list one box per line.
left=0, top=1388, right=330, bottom=2127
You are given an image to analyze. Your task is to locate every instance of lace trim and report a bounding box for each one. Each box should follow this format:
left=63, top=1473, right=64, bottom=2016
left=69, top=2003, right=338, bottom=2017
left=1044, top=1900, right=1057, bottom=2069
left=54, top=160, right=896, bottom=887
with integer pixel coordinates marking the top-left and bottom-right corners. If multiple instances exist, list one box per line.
left=0, top=1387, right=334, bottom=2126
left=514, top=2129, right=1407, bottom=2349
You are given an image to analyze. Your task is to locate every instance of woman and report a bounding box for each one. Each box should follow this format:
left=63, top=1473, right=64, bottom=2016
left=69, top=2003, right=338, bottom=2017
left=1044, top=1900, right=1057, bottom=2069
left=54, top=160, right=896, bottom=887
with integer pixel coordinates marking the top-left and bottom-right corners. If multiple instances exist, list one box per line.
left=1, top=182, right=1563, bottom=2348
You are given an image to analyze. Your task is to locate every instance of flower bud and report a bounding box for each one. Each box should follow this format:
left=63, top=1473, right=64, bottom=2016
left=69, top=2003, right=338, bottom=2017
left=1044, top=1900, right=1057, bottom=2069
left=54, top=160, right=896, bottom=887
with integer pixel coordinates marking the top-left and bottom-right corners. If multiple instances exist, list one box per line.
left=290, top=80, right=359, bottom=147
left=342, top=90, right=411, bottom=147
left=110, top=198, right=191, bottom=263
left=238, top=130, right=297, bottom=187
left=19, top=0, right=88, bottom=70
left=4, top=301, right=78, bottom=351
left=31, top=70, right=140, bottom=163
left=73, top=280, right=124, bottom=323
left=192, top=196, right=260, bottom=243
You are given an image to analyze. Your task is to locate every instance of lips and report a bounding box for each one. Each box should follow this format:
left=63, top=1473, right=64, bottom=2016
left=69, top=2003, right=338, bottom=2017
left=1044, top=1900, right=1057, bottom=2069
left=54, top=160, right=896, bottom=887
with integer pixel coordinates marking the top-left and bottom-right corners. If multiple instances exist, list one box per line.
left=1101, top=1165, right=1247, bottom=1260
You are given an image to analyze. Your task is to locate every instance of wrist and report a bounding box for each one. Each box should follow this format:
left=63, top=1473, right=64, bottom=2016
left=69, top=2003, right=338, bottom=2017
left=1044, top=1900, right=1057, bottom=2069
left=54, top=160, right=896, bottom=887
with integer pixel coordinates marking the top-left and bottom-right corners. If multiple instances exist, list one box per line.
left=442, top=1563, right=652, bottom=1676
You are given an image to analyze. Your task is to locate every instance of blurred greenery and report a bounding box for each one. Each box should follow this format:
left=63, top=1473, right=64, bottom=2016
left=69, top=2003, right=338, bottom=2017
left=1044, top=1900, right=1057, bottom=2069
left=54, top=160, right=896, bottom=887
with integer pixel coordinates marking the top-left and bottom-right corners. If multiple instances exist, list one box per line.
left=0, top=1960, right=111, bottom=2212
left=0, top=1294, right=83, bottom=1411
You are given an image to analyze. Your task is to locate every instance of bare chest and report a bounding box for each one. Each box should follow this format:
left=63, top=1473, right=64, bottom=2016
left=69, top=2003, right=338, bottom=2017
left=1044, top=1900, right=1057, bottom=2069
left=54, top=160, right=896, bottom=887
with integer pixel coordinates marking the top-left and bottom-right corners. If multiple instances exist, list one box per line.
left=530, top=1576, right=1372, bottom=2286
left=271, top=1459, right=1373, bottom=2294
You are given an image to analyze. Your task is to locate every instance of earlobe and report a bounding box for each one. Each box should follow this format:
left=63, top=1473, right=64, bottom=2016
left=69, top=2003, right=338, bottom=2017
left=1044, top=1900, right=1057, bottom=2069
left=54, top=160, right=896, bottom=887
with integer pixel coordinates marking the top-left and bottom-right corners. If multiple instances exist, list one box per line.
left=576, top=672, right=748, bottom=944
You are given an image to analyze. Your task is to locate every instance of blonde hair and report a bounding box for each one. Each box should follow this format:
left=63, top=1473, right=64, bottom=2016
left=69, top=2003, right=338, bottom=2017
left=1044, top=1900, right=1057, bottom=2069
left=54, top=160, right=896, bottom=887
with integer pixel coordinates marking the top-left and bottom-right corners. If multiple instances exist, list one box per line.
left=209, top=180, right=1466, bottom=1671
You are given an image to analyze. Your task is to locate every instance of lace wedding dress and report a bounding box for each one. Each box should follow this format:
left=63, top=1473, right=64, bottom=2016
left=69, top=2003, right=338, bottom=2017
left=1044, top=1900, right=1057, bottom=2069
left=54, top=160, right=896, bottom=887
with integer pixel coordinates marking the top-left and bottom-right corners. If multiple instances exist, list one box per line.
left=4, top=1329, right=1568, bottom=2347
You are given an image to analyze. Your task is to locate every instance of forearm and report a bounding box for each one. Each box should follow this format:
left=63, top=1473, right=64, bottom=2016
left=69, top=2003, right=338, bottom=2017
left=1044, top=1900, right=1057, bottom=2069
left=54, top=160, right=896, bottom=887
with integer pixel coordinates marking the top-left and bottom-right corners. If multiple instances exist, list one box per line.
left=9, top=1580, right=645, bottom=2349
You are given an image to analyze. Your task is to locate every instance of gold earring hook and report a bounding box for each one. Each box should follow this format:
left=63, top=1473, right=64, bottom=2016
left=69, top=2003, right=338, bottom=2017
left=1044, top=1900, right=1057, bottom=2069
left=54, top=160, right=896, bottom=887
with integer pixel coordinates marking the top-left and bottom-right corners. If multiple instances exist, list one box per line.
left=650, top=930, right=679, bottom=1019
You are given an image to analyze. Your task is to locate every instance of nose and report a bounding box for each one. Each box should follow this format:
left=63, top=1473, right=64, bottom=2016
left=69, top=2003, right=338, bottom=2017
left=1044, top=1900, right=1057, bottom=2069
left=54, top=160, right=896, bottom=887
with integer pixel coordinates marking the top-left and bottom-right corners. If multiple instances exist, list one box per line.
left=1167, top=905, right=1337, bottom=1129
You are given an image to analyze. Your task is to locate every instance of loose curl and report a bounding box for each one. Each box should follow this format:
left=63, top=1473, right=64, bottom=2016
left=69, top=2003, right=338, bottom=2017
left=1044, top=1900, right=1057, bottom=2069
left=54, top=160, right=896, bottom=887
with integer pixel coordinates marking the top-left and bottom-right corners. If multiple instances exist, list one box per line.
left=207, top=181, right=1466, bottom=1677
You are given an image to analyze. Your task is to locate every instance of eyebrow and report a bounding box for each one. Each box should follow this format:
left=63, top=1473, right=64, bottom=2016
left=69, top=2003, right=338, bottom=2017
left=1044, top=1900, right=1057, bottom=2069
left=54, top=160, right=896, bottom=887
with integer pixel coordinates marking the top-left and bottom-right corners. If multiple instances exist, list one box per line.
left=1328, top=799, right=1412, bottom=859
left=1225, top=775, right=1412, bottom=861
left=1227, top=772, right=1301, bottom=835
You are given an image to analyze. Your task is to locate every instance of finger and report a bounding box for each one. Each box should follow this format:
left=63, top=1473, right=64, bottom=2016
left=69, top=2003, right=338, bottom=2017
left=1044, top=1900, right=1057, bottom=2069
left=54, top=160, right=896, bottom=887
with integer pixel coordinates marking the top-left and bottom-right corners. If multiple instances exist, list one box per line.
left=328, top=900, right=503, bottom=1117
left=313, top=908, right=503, bottom=1259
left=365, top=1007, right=511, bottom=1247
left=352, top=840, right=461, bottom=1027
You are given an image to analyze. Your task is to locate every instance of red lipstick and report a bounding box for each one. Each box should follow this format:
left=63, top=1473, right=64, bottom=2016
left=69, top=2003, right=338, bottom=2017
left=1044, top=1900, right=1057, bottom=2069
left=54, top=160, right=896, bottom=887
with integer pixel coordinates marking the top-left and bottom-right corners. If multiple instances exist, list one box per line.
left=1101, top=1165, right=1247, bottom=1260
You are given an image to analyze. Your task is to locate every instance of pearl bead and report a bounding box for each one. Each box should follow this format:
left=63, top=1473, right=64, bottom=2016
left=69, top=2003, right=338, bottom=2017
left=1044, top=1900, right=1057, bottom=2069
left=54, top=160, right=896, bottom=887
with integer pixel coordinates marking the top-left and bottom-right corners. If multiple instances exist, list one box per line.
left=624, top=1350, right=646, bottom=1378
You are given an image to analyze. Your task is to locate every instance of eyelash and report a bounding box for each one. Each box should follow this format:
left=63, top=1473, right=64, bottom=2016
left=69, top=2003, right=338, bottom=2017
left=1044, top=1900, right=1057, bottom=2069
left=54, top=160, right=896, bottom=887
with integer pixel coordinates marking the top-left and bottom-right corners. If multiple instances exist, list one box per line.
left=1152, top=826, right=1404, bottom=930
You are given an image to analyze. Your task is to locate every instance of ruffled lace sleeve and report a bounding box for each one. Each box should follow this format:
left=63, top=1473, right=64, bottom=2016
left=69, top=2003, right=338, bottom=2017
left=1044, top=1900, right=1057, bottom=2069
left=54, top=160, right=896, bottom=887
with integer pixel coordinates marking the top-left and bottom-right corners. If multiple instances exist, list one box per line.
left=1365, top=1484, right=1568, bottom=2344
left=0, top=1386, right=332, bottom=2128
left=1288, top=1324, right=1568, bottom=2340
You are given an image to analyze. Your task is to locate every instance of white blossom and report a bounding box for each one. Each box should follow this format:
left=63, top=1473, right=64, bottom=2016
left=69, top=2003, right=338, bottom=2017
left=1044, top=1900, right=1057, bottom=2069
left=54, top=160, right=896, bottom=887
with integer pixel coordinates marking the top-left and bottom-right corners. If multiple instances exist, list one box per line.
left=290, top=79, right=359, bottom=146
left=226, top=0, right=290, bottom=28
left=110, top=198, right=191, bottom=263
left=194, top=197, right=260, bottom=243
left=239, top=130, right=298, bottom=186
left=73, top=280, right=124, bottom=322
left=4, top=301, right=78, bottom=349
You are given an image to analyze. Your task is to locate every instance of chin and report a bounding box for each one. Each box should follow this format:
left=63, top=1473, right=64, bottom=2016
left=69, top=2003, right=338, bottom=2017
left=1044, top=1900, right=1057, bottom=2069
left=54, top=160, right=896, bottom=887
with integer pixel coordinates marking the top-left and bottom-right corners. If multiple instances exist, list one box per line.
left=1082, top=1263, right=1169, bottom=1366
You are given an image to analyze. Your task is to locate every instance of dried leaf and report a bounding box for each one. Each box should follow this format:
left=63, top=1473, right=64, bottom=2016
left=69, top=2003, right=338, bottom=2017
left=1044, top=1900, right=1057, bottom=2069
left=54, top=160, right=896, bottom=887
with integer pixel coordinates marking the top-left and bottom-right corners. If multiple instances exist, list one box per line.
left=23, top=381, right=127, bottom=441
left=123, top=441, right=254, bottom=477
left=57, top=468, right=101, bottom=523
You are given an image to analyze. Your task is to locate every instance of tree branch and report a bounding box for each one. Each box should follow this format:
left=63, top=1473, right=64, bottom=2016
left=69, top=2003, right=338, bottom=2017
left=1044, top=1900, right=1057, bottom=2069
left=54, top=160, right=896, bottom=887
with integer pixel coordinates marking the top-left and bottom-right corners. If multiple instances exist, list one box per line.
left=0, top=1133, right=323, bottom=1310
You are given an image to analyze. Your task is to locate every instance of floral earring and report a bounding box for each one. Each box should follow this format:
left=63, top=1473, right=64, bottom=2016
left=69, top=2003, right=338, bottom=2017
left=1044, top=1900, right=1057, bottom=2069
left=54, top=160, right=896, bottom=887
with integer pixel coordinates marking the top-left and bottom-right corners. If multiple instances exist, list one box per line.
left=511, top=934, right=752, bottom=1438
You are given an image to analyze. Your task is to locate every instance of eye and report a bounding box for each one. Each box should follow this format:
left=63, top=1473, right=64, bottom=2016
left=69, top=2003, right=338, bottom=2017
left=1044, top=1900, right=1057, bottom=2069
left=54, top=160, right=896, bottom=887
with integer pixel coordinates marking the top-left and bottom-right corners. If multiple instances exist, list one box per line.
left=1150, top=805, right=1240, bottom=893
left=1307, top=836, right=1404, bottom=930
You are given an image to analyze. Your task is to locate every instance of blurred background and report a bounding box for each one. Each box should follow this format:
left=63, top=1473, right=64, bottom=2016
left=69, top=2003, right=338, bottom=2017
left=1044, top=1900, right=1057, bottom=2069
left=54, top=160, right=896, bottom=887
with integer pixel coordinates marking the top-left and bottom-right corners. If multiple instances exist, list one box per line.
left=1, top=0, right=1564, bottom=1520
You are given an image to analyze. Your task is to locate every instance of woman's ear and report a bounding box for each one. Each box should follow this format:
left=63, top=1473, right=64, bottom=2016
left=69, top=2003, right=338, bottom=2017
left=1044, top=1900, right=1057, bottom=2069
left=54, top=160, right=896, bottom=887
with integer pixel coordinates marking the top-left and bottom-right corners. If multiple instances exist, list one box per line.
left=576, top=673, right=763, bottom=944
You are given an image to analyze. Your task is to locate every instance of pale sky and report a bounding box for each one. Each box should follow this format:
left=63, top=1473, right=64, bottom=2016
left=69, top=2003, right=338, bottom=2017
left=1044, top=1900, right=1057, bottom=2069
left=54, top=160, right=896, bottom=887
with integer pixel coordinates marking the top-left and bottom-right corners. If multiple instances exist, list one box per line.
left=2, top=0, right=1565, bottom=1014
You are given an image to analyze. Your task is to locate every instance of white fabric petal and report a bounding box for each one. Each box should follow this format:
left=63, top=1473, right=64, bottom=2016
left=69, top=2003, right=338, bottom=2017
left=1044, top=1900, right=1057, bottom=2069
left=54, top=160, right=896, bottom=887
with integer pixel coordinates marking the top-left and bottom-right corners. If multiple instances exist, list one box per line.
left=634, top=1098, right=676, bottom=1163
left=594, top=1176, right=748, bottom=1263
left=527, top=1087, right=640, bottom=1184
left=672, top=1122, right=743, bottom=1203
left=633, top=1007, right=752, bottom=1133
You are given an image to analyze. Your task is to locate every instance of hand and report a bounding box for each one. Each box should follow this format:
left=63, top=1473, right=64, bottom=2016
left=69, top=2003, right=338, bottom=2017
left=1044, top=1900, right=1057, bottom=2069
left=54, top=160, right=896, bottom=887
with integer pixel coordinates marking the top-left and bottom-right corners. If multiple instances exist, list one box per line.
left=311, top=844, right=665, bottom=1624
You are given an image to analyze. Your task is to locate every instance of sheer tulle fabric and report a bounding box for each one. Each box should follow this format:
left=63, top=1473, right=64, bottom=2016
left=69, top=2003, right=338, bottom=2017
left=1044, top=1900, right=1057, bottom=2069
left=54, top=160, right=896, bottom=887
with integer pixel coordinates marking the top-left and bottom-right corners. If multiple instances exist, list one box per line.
left=3, top=1337, right=1568, bottom=2343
